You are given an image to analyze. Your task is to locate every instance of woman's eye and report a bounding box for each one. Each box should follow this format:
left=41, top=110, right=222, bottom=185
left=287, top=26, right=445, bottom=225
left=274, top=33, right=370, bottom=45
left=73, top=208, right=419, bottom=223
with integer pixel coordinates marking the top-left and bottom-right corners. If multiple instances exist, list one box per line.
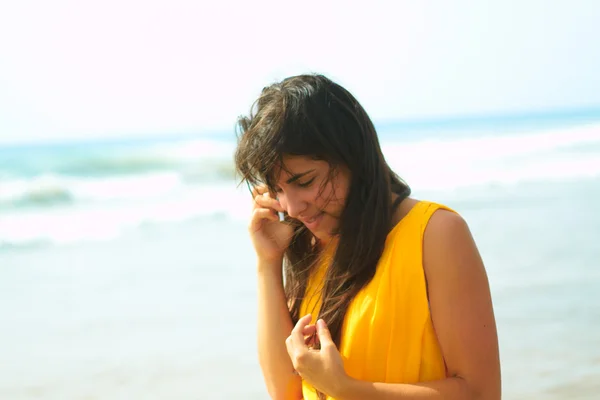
left=298, top=177, right=315, bottom=188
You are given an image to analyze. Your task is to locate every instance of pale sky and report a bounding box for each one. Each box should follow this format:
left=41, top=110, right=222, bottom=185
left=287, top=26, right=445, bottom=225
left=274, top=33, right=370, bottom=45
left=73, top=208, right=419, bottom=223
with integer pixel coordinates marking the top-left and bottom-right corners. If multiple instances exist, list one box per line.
left=0, top=0, right=599, bottom=144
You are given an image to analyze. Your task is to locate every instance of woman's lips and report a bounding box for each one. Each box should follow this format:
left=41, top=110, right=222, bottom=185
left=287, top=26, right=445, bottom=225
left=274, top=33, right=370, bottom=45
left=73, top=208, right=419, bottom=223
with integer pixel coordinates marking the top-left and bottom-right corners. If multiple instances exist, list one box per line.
left=300, top=212, right=324, bottom=230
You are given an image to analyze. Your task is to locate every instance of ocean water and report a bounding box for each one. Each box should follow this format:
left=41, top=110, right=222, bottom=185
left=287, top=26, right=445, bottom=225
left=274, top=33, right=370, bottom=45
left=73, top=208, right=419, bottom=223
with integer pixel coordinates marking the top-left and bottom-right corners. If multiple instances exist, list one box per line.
left=1, top=114, right=600, bottom=399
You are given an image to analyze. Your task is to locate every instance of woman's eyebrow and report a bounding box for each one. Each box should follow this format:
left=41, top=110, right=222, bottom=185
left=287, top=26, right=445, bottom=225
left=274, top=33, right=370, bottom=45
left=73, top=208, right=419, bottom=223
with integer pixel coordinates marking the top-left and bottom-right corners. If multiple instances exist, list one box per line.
left=286, top=169, right=316, bottom=184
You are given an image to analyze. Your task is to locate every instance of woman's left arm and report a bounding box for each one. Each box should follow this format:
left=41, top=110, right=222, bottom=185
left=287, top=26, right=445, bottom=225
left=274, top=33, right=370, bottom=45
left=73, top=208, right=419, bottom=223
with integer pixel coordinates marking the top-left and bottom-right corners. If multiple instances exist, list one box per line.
left=335, top=210, right=501, bottom=400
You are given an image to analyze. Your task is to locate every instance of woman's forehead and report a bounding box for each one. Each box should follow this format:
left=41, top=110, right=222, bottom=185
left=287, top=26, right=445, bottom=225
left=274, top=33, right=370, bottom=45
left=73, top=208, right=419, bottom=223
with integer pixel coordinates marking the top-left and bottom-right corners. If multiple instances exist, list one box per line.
left=282, top=155, right=321, bottom=169
left=273, top=156, right=326, bottom=180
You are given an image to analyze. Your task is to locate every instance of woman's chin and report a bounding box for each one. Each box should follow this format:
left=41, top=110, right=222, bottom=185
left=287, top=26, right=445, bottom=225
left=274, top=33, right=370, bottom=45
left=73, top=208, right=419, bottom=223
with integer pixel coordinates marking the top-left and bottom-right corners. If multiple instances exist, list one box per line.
left=312, top=229, right=335, bottom=247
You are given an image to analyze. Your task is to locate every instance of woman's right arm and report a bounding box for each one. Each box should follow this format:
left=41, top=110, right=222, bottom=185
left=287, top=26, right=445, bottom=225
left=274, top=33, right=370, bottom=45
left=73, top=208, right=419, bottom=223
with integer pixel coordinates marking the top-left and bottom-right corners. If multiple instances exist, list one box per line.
left=257, top=259, right=302, bottom=400
left=249, top=188, right=302, bottom=399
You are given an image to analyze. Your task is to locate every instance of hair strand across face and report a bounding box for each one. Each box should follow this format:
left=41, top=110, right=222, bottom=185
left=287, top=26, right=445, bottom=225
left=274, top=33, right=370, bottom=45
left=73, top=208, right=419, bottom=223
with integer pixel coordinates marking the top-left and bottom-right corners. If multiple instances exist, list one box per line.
left=234, top=73, right=411, bottom=399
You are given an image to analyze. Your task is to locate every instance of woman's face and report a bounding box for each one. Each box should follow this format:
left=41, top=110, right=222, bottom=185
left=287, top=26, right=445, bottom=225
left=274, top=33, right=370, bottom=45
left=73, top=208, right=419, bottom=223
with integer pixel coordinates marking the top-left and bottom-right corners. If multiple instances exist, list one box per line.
left=272, top=155, right=350, bottom=244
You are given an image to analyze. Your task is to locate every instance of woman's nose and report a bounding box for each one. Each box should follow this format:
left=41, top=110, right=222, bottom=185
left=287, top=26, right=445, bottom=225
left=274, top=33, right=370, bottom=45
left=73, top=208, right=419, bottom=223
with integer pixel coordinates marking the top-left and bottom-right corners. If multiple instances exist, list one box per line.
left=280, top=194, right=307, bottom=219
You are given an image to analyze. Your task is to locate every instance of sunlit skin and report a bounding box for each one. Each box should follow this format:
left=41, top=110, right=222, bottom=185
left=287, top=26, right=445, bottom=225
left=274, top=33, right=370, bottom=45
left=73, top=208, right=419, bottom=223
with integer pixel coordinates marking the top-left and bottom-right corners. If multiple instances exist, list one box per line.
left=252, top=155, right=415, bottom=251
left=270, top=155, right=350, bottom=247
left=270, top=155, right=414, bottom=242
left=249, top=155, right=500, bottom=399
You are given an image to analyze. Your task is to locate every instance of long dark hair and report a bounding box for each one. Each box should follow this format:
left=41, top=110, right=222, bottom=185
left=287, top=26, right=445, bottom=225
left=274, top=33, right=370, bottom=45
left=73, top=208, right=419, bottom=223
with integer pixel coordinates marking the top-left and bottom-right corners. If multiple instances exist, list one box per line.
left=235, top=74, right=410, bottom=395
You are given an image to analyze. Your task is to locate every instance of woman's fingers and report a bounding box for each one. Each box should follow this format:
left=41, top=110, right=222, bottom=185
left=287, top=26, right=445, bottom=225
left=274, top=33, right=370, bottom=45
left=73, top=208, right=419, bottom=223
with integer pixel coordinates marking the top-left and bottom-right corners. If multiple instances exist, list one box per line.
left=254, top=192, right=284, bottom=212
left=286, top=315, right=315, bottom=373
left=251, top=185, right=284, bottom=213
left=289, top=314, right=313, bottom=350
left=249, top=208, right=279, bottom=232
left=302, top=324, right=317, bottom=337
left=251, top=185, right=268, bottom=198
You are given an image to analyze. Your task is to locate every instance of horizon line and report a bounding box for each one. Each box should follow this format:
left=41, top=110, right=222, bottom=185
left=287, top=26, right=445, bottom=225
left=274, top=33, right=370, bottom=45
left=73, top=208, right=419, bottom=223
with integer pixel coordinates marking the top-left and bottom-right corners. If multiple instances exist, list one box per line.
left=1, top=105, right=599, bottom=149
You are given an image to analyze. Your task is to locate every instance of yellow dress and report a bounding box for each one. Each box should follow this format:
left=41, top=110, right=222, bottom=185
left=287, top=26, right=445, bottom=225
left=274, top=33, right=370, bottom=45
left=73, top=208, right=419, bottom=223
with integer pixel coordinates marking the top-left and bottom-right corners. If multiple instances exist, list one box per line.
left=299, top=201, right=452, bottom=399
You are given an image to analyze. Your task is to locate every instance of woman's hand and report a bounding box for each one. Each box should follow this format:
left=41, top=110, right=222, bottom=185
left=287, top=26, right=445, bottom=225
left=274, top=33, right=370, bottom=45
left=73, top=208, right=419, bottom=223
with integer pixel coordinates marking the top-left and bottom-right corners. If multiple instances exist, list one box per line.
left=286, top=315, right=350, bottom=398
left=249, top=185, right=294, bottom=264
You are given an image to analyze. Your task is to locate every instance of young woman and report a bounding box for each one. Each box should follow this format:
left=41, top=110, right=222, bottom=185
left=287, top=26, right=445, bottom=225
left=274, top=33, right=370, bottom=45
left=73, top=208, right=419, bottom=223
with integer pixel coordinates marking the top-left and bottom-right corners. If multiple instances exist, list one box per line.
left=234, top=74, right=501, bottom=400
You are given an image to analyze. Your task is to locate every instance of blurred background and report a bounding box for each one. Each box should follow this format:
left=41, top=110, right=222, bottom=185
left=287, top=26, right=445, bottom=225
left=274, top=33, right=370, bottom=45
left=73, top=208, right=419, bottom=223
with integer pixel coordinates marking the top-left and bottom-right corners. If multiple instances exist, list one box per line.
left=1, top=1, right=599, bottom=399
